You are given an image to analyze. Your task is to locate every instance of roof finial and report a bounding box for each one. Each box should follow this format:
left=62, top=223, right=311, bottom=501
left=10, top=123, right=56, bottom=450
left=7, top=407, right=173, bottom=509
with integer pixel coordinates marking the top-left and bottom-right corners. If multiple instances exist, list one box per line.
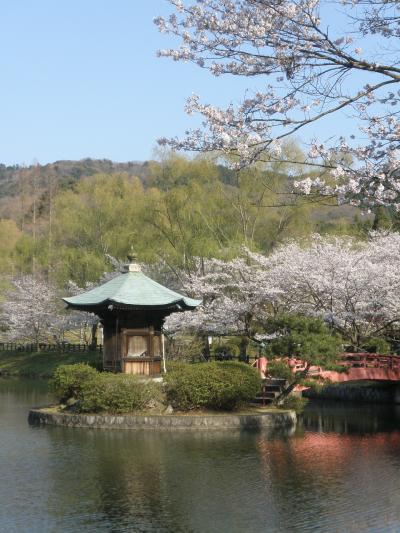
left=126, top=246, right=141, bottom=272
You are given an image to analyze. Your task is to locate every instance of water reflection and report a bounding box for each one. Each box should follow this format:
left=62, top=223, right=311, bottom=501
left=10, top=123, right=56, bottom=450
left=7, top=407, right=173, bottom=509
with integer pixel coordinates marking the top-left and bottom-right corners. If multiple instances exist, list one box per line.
left=301, top=400, right=400, bottom=435
left=1, top=380, right=400, bottom=532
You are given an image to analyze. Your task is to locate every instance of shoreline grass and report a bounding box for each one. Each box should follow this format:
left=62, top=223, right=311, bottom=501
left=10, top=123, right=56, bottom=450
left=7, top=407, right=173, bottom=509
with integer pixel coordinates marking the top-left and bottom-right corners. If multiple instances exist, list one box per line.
left=0, top=350, right=102, bottom=379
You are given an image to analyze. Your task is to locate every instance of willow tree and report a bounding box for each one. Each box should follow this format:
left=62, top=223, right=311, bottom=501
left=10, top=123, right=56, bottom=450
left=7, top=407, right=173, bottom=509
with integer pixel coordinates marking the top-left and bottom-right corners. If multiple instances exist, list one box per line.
left=52, top=173, right=146, bottom=285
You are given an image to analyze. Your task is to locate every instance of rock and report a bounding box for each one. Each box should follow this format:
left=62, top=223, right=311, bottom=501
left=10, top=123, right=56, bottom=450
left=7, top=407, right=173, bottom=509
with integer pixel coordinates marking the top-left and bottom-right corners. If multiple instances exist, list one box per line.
left=65, top=397, right=81, bottom=411
left=66, top=397, right=78, bottom=407
left=164, top=405, right=174, bottom=414
left=147, top=398, right=164, bottom=411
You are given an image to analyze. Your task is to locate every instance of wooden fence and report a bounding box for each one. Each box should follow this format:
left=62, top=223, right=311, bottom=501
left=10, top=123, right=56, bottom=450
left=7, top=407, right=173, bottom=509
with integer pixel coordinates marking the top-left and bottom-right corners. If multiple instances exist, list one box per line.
left=0, top=342, right=103, bottom=353
left=188, top=354, right=255, bottom=364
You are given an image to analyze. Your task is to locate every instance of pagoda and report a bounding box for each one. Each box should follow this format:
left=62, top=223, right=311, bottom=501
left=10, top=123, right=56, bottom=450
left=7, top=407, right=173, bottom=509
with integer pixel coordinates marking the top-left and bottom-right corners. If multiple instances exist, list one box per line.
left=63, top=257, right=201, bottom=376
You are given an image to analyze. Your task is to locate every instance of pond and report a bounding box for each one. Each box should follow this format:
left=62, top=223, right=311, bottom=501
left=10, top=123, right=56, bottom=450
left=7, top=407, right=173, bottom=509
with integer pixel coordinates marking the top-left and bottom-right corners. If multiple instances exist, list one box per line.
left=1, top=379, right=400, bottom=532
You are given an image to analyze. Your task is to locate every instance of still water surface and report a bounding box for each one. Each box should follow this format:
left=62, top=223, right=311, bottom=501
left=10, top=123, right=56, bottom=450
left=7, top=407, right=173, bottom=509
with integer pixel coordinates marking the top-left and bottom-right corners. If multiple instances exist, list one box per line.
left=1, top=379, right=400, bottom=532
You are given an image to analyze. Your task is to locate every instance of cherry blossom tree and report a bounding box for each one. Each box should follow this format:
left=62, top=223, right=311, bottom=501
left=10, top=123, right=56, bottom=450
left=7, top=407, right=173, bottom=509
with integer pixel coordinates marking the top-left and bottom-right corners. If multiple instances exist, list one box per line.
left=166, top=232, right=400, bottom=350
left=65, top=280, right=105, bottom=347
left=255, top=232, right=400, bottom=347
left=164, top=256, right=280, bottom=353
left=1, top=276, right=60, bottom=350
left=0, top=276, right=101, bottom=350
left=155, top=1, right=400, bottom=209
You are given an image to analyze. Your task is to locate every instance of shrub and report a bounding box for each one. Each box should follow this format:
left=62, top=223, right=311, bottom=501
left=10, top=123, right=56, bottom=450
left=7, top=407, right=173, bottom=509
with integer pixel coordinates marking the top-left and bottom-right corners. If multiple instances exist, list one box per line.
left=265, top=360, right=292, bottom=381
left=50, top=364, right=163, bottom=413
left=212, top=341, right=240, bottom=358
left=165, top=360, right=187, bottom=373
left=280, top=395, right=308, bottom=413
left=50, top=363, right=98, bottom=403
left=361, top=337, right=391, bottom=355
left=164, top=361, right=261, bottom=411
left=78, top=374, right=163, bottom=414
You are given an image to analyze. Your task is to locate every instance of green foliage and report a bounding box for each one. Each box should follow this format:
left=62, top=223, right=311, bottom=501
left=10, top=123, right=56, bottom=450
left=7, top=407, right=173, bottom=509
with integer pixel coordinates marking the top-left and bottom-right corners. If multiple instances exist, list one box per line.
left=53, top=173, right=146, bottom=285
left=164, top=361, right=261, bottom=411
left=0, top=152, right=372, bottom=286
left=371, top=206, right=392, bottom=231
left=301, top=379, right=325, bottom=392
left=266, top=360, right=292, bottom=380
left=0, top=219, right=21, bottom=274
left=266, top=313, right=342, bottom=368
left=280, top=395, right=308, bottom=413
left=50, top=363, right=98, bottom=403
left=50, top=363, right=163, bottom=413
left=361, top=337, right=391, bottom=354
left=212, top=340, right=240, bottom=357
left=165, top=360, right=187, bottom=373
left=78, top=373, right=163, bottom=414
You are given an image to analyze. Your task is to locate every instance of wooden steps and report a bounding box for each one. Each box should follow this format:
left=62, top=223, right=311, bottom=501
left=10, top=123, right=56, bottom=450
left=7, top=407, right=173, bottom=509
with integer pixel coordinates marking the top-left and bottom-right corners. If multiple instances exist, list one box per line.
left=255, top=378, right=287, bottom=405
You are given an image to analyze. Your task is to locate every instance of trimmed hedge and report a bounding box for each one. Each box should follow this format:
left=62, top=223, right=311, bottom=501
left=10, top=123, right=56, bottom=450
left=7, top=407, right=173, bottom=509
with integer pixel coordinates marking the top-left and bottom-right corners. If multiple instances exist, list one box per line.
left=79, top=374, right=162, bottom=414
left=51, top=361, right=261, bottom=414
left=50, top=364, right=163, bottom=414
left=164, top=361, right=261, bottom=411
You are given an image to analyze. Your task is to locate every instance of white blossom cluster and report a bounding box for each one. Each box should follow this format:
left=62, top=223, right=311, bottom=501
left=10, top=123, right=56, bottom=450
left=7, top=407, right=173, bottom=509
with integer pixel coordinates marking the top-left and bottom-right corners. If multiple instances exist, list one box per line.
left=257, top=232, right=400, bottom=345
left=156, top=0, right=400, bottom=207
left=1, top=276, right=61, bottom=345
left=166, top=232, right=400, bottom=346
left=0, top=277, right=99, bottom=345
left=164, top=255, right=281, bottom=337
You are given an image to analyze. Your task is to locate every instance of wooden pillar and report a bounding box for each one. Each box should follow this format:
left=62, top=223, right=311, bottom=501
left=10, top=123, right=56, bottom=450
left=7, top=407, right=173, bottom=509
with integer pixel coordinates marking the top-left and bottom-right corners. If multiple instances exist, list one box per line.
left=161, top=332, right=166, bottom=373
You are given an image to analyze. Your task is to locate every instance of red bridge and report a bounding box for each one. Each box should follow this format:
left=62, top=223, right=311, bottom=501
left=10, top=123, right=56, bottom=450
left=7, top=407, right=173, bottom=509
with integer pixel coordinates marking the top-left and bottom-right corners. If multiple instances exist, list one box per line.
left=295, top=353, right=400, bottom=383
left=255, top=353, right=400, bottom=384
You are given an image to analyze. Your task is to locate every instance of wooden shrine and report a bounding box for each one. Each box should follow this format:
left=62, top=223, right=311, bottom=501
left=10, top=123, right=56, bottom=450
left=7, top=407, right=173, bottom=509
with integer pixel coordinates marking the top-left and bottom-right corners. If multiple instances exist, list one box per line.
left=63, top=257, right=200, bottom=376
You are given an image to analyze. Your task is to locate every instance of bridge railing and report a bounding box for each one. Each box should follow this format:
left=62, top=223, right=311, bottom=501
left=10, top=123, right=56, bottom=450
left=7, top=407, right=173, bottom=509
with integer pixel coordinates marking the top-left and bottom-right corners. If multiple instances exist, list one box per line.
left=340, top=352, right=400, bottom=371
left=266, top=352, right=400, bottom=377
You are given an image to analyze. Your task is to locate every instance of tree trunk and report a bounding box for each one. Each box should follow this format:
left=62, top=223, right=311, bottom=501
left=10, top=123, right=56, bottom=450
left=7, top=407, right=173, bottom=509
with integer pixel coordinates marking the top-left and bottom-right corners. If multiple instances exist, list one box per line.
left=202, top=335, right=211, bottom=360
left=274, top=362, right=311, bottom=404
left=90, top=323, right=98, bottom=350
left=239, top=336, right=249, bottom=363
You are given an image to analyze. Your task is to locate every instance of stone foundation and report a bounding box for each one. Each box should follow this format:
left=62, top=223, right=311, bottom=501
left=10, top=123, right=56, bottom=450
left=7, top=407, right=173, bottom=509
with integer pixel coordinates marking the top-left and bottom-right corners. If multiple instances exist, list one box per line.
left=28, top=407, right=296, bottom=431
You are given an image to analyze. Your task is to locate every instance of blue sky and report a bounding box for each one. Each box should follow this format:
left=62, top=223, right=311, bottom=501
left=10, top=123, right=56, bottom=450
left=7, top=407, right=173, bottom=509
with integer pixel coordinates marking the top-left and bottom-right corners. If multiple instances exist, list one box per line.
left=0, top=1, right=361, bottom=166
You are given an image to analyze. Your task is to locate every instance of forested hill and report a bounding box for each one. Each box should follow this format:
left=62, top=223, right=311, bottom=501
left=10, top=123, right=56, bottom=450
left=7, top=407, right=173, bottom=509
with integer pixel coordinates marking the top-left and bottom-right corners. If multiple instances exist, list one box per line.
left=0, top=158, right=237, bottom=199
left=0, top=159, right=151, bottom=199
left=0, top=152, right=376, bottom=288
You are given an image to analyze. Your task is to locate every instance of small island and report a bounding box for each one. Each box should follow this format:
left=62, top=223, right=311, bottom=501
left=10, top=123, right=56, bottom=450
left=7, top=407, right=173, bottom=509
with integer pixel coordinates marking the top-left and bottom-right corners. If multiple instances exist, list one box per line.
left=28, top=407, right=296, bottom=431
left=28, top=362, right=296, bottom=431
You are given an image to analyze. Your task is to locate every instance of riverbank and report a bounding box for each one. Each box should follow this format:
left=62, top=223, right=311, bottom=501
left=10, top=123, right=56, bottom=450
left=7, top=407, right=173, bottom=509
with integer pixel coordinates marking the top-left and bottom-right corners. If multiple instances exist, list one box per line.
left=0, top=351, right=101, bottom=378
left=304, top=380, right=400, bottom=404
left=28, top=405, right=297, bottom=431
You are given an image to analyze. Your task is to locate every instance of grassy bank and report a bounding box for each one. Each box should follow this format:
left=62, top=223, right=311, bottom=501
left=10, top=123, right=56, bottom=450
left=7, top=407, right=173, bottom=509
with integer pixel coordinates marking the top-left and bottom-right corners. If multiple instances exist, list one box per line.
left=0, top=351, right=102, bottom=378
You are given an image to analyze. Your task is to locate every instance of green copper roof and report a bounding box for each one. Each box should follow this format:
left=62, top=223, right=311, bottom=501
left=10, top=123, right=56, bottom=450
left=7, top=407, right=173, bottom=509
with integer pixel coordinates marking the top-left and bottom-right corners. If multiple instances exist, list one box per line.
left=63, top=271, right=201, bottom=310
